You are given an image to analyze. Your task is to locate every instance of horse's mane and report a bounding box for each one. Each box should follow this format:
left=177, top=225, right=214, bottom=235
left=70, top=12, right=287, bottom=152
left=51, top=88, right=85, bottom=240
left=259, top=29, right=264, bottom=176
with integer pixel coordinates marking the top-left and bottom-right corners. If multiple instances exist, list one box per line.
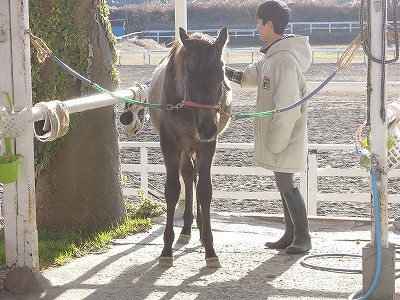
left=167, top=32, right=220, bottom=84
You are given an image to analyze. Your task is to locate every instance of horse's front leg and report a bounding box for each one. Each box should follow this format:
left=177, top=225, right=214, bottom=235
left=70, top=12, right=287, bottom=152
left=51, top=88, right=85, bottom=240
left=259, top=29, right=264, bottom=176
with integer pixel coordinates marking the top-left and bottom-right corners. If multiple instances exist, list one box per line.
left=177, top=150, right=195, bottom=244
left=197, top=143, right=221, bottom=268
left=159, top=139, right=180, bottom=267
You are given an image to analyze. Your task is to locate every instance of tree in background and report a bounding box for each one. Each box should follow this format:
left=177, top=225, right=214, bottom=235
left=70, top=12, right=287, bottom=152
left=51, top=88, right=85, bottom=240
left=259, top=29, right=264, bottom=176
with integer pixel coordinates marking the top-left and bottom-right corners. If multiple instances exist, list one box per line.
left=30, top=0, right=126, bottom=230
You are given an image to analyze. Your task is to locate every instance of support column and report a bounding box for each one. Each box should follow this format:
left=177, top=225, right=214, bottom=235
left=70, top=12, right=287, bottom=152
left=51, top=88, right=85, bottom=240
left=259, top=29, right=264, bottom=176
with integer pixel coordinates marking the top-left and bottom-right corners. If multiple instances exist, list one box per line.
left=0, top=0, right=50, bottom=293
left=175, top=0, right=187, bottom=39
left=362, top=0, right=395, bottom=299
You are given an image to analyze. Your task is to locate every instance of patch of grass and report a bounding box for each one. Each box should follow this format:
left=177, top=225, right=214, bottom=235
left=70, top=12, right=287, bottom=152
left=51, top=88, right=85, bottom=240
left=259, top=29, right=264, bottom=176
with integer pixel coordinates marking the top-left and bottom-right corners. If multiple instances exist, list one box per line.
left=127, top=190, right=166, bottom=219
left=0, top=194, right=166, bottom=269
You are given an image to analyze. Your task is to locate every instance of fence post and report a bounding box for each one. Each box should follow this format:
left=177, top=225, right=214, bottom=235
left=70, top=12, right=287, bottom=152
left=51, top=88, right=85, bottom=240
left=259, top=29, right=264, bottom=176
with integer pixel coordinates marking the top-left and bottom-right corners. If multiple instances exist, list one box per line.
left=1, top=0, right=49, bottom=292
left=299, top=163, right=308, bottom=211
left=140, top=147, right=149, bottom=195
left=307, top=150, right=318, bottom=216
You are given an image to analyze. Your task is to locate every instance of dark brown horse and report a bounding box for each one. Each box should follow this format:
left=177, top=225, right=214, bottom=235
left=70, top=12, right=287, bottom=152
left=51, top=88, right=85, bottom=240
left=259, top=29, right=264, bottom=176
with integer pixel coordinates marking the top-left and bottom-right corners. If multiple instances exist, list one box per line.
left=147, top=27, right=232, bottom=268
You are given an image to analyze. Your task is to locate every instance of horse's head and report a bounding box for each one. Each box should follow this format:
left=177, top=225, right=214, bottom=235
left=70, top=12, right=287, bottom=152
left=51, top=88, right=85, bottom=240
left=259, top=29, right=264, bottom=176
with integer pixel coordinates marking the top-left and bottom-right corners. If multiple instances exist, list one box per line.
left=177, top=27, right=229, bottom=142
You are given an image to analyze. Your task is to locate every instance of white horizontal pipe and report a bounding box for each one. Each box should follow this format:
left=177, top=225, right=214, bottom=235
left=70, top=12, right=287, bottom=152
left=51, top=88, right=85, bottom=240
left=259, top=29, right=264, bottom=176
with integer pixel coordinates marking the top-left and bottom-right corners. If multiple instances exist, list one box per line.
left=31, top=88, right=135, bottom=122
left=28, top=83, right=400, bottom=123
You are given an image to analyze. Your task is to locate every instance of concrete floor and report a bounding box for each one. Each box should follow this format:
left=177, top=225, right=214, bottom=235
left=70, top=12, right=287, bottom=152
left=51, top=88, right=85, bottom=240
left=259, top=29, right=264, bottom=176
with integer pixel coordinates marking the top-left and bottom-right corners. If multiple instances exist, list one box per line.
left=1, top=213, right=399, bottom=300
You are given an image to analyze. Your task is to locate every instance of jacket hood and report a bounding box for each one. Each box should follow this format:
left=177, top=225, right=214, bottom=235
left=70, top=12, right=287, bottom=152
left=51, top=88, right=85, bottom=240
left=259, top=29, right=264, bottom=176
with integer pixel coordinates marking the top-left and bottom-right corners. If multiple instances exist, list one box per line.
left=260, top=35, right=312, bottom=72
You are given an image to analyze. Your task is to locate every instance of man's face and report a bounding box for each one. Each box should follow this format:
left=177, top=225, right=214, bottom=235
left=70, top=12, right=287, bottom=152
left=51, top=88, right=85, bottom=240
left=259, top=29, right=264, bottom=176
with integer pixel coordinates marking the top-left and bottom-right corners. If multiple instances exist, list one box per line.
left=256, top=19, right=273, bottom=43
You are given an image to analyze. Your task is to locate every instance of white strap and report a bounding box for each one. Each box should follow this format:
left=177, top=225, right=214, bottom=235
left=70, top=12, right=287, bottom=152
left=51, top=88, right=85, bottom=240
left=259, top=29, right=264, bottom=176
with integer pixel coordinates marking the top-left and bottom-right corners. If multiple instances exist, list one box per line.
left=33, top=100, right=69, bottom=142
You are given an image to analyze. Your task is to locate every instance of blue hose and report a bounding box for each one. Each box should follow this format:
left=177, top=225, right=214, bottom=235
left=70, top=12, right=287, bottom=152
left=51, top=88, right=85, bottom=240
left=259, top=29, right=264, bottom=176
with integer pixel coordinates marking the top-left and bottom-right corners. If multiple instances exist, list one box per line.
left=278, top=70, right=338, bottom=113
left=51, top=54, right=92, bottom=85
left=349, top=166, right=383, bottom=300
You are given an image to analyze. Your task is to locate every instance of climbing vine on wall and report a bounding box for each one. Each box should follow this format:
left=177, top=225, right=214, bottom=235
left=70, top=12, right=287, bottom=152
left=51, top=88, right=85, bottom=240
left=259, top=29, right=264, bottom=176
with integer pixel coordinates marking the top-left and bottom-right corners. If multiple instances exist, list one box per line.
left=97, top=0, right=121, bottom=86
left=30, top=0, right=119, bottom=176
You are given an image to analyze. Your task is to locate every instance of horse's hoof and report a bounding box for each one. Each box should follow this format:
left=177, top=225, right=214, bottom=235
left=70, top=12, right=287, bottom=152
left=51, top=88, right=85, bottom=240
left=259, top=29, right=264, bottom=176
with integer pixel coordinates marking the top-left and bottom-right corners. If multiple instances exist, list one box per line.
left=177, top=234, right=191, bottom=244
left=206, top=257, right=221, bottom=268
left=159, top=256, right=173, bottom=267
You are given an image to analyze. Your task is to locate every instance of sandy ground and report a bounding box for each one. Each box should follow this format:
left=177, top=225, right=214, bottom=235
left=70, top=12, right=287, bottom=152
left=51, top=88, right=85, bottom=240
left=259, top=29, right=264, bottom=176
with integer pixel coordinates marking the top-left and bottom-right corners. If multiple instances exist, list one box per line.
left=116, top=62, right=400, bottom=219
left=2, top=213, right=400, bottom=300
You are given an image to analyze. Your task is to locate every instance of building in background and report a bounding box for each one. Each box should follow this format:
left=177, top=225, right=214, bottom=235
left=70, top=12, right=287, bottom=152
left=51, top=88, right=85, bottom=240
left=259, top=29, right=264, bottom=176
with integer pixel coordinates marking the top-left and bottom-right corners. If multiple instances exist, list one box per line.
left=110, top=19, right=126, bottom=36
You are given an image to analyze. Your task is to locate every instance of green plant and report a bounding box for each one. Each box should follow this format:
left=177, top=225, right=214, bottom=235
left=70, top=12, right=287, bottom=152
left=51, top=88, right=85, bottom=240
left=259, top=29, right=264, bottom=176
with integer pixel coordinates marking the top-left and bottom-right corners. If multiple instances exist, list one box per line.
left=0, top=216, right=151, bottom=269
left=127, top=190, right=166, bottom=219
left=30, top=0, right=120, bottom=176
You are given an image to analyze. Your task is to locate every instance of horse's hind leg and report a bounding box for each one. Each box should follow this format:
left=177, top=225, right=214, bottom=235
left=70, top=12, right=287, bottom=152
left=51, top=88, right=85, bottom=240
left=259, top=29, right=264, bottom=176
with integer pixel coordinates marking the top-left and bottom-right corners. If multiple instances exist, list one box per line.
left=177, top=149, right=195, bottom=244
left=159, top=138, right=181, bottom=267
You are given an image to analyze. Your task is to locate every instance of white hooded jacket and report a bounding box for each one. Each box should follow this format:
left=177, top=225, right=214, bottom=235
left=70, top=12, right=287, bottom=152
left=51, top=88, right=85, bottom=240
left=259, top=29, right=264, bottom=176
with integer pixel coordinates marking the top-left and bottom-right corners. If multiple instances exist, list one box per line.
left=240, top=35, right=312, bottom=172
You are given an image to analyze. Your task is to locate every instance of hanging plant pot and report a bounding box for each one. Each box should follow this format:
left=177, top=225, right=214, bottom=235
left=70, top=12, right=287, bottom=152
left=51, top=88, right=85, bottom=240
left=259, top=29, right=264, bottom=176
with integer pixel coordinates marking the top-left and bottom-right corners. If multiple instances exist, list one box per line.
left=0, top=153, right=19, bottom=184
left=0, top=92, right=22, bottom=183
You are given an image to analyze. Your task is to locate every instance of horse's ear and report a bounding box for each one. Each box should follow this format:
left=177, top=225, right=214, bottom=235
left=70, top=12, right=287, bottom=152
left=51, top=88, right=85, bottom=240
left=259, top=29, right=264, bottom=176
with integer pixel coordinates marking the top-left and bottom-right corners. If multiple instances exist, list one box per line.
left=215, top=27, right=228, bottom=49
left=179, top=27, right=190, bottom=47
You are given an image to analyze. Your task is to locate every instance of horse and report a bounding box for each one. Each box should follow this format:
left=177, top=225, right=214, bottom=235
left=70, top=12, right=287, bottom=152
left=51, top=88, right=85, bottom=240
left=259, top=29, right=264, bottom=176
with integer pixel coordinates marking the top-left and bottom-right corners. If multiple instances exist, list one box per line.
left=147, top=27, right=232, bottom=268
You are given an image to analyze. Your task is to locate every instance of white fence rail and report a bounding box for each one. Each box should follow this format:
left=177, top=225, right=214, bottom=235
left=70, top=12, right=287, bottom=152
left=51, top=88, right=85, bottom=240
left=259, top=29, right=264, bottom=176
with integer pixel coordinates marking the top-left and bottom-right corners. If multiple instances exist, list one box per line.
left=120, top=141, right=400, bottom=217
left=123, top=21, right=399, bottom=43
left=117, top=47, right=399, bottom=66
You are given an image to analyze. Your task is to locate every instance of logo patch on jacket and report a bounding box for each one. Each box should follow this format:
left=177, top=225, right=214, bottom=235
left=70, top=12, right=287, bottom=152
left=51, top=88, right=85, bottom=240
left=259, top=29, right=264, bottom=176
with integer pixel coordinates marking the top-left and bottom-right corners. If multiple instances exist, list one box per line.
left=262, top=76, right=270, bottom=90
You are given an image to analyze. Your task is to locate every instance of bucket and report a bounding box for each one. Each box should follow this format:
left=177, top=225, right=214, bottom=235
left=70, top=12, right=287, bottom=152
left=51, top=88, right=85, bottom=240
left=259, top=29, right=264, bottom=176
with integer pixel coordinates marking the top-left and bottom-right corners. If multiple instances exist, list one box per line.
left=0, top=153, right=19, bottom=184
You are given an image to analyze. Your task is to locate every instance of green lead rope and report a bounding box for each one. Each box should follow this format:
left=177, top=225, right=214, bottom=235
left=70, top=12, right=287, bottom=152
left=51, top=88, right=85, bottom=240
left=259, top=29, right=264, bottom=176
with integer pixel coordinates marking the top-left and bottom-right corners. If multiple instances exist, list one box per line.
left=91, top=83, right=160, bottom=109
left=235, top=109, right=276, bottom=120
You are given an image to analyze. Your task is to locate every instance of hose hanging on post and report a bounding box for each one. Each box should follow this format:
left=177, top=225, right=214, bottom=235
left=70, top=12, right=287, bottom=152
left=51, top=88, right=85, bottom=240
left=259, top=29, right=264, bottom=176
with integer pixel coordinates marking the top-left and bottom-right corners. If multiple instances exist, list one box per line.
left=33, top=100, right=70, bottom=142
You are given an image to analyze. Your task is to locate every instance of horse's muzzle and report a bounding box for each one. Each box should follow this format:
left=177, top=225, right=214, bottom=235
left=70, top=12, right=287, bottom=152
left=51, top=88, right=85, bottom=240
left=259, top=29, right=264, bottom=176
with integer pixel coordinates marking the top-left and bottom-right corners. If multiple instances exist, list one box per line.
left=198, top=122, right=217, bottom=141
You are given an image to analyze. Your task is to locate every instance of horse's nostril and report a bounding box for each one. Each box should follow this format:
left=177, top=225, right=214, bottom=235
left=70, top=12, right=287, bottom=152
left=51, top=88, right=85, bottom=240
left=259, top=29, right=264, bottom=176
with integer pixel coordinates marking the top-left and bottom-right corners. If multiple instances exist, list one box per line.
left=198, top=122, right=217, bottom=140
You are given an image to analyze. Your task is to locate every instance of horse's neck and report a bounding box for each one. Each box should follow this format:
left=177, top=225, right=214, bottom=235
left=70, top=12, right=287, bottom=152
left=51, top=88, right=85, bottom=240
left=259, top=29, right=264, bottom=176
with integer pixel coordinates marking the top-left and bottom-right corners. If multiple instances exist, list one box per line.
left=158, top=56, right=184, bottom=103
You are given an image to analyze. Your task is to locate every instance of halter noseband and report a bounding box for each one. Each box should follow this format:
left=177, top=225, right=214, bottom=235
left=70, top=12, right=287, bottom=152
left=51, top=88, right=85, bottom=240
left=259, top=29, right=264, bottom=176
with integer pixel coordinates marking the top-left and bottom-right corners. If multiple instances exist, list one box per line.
left=183, top=101, right=220, bottom=110
left=182, top=88, right=221, bottom=110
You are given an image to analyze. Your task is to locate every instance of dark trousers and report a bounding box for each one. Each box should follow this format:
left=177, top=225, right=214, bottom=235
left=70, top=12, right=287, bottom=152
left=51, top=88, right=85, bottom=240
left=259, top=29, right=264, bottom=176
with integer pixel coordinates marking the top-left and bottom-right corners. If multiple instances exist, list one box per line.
left=274, top=171, right=295, bottom=194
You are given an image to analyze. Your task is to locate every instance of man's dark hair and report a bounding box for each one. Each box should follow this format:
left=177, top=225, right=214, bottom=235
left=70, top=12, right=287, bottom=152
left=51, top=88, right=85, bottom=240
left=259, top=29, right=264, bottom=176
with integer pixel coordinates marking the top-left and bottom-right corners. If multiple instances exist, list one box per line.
left=256, top=1, right=290, bottom=35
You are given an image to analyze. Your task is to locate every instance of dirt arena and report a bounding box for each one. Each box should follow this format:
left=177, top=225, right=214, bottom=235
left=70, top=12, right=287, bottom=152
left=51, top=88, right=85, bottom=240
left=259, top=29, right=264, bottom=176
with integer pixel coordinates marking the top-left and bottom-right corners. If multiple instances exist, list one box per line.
left=116, top=61, right=400, bottom=219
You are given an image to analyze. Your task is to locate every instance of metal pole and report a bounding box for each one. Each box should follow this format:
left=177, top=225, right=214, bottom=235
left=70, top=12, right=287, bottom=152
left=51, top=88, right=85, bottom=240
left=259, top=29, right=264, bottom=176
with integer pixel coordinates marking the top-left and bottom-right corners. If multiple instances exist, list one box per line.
left=175, top=0, right=187, bottom=40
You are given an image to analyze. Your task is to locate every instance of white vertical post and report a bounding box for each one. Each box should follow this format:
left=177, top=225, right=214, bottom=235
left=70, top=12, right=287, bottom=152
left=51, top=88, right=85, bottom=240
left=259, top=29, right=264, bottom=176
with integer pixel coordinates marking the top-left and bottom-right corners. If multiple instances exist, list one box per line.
left=306, top=150, right=318, bottom=216
left=0, top=1, right=16, bottom=267
left=362, top=1, right=395, bottom=299
left=140, top=147, right=149, bottom=195
left=369, top=0, right=388, bottom=248
left=299, top=164, right=308, bottom=209
left=175, top=0, right=187, bottom=39
left=0, top=0, right=39, bottom=272
left=9, top=0, right=38, bottom=270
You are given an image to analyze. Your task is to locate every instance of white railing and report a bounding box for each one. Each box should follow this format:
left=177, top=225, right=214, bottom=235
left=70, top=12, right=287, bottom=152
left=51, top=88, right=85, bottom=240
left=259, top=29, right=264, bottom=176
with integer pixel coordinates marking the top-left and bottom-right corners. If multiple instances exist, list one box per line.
left=120, top=141, right=400, bottom=217
left=128, top=21, right=399, bottom=43
left=117, top=47, right=398, bottom=66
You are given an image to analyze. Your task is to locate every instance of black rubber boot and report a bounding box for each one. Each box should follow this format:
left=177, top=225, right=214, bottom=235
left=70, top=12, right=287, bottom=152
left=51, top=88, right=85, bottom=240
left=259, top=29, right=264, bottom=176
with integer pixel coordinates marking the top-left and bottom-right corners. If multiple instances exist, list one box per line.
left=265, top=194, right=294, bottom=249
left=284, top=187, right=312, bottom=254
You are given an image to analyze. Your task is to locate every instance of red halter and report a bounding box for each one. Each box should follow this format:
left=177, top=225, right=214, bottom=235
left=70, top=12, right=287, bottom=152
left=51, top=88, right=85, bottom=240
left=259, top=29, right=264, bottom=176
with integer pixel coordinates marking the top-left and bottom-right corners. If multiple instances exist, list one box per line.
left=182, top=89, right=220, bottom=110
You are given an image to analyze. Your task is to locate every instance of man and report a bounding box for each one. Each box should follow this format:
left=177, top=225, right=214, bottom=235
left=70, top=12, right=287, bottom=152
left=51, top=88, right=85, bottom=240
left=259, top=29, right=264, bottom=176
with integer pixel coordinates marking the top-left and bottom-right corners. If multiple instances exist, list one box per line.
left=225, top=0, right=312, bottom=254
